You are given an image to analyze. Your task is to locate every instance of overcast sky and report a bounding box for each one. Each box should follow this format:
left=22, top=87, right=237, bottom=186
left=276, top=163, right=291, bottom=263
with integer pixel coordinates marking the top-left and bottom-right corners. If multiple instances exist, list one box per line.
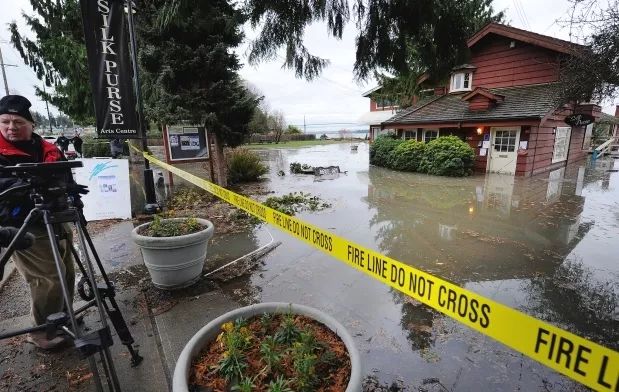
left=1, top=0, right=617, bottom=130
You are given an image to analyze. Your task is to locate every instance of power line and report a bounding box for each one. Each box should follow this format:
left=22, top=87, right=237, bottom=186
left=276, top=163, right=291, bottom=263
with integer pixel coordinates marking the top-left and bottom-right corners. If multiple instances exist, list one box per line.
left=516, top=0, right=532, bottom=30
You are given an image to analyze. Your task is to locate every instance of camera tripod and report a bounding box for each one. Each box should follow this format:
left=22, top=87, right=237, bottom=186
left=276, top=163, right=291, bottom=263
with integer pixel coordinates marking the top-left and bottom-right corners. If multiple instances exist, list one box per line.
left=0, top=162, right=143, bottom=392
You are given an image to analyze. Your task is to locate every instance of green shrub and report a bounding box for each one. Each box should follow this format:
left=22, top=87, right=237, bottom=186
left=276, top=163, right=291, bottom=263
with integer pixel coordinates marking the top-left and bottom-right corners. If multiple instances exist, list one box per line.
left=369, top=135, right=403, bottom=167
left=419, top=136, right=475, bottom=176
left=82, top=141, right=130, bottom=157
left=227, top=148, right=269, bottom=183
left=83, top=142, right=111, bottom=157
left=389, top=140, right=426, bottom=171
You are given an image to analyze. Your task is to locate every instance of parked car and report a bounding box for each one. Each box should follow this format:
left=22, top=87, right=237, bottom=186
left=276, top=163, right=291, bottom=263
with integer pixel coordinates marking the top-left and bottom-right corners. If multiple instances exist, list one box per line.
left=42, top=135, right=58, bottom=145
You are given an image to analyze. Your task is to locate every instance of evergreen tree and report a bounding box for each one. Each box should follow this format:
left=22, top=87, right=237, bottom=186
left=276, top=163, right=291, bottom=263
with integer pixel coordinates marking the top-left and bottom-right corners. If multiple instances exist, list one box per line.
left=137, top=0, right=260, bottom=186
left=245, top=0, right=503, bottom=81
left=9, top=0, right=94, bottom=124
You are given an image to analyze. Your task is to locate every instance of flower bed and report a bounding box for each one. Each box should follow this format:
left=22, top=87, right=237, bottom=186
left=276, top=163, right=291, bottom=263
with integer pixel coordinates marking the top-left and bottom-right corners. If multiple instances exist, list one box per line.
left=190, top=312, right=351, bottom=391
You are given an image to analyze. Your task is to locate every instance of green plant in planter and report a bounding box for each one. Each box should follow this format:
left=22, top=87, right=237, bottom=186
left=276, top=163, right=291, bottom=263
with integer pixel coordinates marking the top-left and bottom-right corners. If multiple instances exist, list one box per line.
left=191, top=312, right=351, bottom=391
left=232, top=376, right=257, bottom=392
left=260, top=335, right=282, bottom=373
left=275, top=313, right=300, bottom=344
left=142, top=215, right=203, bottom=237
left=267, top=375, right=293, bottom=392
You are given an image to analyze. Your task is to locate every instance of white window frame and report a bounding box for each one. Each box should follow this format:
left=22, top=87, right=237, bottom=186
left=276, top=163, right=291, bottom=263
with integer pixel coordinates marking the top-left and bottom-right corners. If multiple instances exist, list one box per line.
left=552, top=127, right=572, bottom=163
left=402, top=130, right=417, bottom=140
left=450, top=72, right=472, bottom=92
left=423, top=129, right=440, bottom=143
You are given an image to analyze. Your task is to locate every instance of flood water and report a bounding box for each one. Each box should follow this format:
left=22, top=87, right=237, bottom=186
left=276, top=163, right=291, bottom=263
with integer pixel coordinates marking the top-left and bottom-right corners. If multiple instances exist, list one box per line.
left=217, top=142, right=618, bottom=391
left=130, top=142, right=618, bottom=390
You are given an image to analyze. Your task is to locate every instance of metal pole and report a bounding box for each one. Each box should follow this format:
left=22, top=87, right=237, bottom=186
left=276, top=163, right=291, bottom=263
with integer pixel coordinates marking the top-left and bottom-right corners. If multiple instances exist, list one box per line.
left=0, top=46, right=9, bottom=96
left=125, top=0, right=158, bottom=213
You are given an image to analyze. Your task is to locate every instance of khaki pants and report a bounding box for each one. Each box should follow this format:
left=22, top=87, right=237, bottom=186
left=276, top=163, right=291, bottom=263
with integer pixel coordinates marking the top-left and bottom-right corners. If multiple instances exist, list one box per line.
left=12, top=224, right=75, bottom=326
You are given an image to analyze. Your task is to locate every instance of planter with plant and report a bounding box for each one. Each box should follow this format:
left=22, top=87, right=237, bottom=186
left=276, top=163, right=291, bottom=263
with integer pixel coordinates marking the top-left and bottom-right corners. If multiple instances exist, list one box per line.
left=173, top=302, right=362, bottom=392
left=131, top=216, right=214, bottom=289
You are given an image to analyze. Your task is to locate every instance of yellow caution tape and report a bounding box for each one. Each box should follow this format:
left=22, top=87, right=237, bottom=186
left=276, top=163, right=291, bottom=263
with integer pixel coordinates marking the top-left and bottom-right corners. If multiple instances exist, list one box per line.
left=133, top=146, right=618, bottom=391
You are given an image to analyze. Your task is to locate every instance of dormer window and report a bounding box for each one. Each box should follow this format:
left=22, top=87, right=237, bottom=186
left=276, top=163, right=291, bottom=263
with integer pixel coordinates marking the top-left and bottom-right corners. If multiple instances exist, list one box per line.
left=451, top=72, right=472, bottom=92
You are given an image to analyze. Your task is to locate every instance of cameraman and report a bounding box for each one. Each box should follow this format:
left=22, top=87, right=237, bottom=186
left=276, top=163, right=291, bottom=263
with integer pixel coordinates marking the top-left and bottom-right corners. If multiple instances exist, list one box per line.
left=0, top=95, right=75, bottom=350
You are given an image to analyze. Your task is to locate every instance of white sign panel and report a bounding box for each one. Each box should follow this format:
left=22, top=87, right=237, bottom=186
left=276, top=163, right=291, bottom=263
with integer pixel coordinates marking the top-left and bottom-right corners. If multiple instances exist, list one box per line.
left=73, top=158, right=132, bottom=221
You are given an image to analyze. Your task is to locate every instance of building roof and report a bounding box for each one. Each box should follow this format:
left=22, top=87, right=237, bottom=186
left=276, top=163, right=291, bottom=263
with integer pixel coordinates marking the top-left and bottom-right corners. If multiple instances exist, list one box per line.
left=384, top=83, right=560, bottom=125
left=461, top=87, right=504, bottom=103
left=467, top=23, right=585, bottom=55
left=362, top=85, right=383, bottom=97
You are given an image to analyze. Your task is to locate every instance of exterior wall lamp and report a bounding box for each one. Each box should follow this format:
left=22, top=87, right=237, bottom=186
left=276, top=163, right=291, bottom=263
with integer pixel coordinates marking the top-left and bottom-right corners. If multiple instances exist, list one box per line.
left=476, top=127, right=484, bottom=135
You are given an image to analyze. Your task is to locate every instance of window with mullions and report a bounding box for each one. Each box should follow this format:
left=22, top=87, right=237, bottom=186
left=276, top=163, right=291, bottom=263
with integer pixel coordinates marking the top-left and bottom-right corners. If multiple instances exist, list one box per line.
left=493, top=130, right=517, bottom=152
left=402, top=130, right=417, bottom=140
left=423, top=129, right=439, bottom=143
left=450, top=72, right=472, bottom=92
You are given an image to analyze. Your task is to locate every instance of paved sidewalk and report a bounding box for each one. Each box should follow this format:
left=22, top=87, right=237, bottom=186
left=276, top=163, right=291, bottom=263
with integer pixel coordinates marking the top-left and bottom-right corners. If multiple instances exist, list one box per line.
left=0, top=220, right=245, bottom=392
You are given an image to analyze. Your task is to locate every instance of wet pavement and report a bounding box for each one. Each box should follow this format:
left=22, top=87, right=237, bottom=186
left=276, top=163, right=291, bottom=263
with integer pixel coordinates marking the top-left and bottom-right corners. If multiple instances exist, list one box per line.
left=217, top=142, right=617, bottom=390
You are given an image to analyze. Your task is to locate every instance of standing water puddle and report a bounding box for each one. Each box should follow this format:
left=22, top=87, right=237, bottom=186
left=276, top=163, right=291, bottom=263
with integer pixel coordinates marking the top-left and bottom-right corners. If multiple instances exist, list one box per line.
left=131, top=142, right=617, bottom=390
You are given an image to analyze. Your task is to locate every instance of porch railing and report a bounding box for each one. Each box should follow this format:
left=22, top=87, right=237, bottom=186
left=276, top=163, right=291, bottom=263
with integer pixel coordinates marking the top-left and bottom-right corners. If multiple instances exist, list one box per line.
left=593, top=136, right=618, bottom=159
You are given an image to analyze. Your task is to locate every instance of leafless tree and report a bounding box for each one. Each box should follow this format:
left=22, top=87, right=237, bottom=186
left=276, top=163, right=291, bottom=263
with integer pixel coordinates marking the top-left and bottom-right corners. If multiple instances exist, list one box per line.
left=557, top=0, right=619, bottom=104
left=269, top=110, right=286, bottom=143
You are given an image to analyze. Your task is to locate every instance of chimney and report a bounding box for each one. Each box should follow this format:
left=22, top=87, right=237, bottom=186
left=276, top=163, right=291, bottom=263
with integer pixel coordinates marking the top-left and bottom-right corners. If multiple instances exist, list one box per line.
left=615, top=105, right=619, bottom=118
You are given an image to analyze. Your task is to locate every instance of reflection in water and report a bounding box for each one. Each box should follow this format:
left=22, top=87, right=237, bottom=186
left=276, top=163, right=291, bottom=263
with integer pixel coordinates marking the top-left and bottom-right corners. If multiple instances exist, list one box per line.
left=365, top=159, right=618, bottom=355
left=366, top=164, right=595, bottom=283
left=134, top=143, right=617, bottom=388
left=524, top=259, right=619, bottom=350
left=392, top=290, right=439, bottom=351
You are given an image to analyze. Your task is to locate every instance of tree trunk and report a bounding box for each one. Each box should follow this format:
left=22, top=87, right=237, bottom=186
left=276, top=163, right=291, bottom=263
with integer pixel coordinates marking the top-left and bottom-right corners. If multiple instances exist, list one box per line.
left=212, top=134, right=228, bottom=187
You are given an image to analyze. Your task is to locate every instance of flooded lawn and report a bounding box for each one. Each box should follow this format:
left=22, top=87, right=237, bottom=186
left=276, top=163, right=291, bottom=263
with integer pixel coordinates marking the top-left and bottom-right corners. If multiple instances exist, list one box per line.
left=221, top=142, right=618, bottom=390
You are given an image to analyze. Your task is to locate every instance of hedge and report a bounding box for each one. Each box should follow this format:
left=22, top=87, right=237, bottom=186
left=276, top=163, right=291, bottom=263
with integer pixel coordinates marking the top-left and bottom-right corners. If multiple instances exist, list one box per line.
left=82, top=142, right=130, bottom=158
left=419, top=136, right=475, bottom=176
left=369, top=135, right=403, bottom=167
left=370, top=135, right=475, bottom=177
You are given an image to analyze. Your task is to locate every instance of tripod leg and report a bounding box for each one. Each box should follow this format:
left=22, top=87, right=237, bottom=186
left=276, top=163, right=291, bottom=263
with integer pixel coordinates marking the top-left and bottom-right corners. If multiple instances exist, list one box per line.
left=74, top=223, right=143, bottom=366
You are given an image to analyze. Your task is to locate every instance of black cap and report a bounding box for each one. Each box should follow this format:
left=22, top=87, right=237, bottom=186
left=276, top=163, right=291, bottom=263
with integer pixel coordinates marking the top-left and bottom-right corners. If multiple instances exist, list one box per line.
left=0, top=95, right=34, bottom=123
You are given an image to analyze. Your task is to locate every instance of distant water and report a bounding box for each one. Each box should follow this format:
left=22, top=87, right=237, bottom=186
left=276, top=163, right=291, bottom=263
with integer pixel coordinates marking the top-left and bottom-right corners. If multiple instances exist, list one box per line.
left=313, top=130, right=368, bottom=139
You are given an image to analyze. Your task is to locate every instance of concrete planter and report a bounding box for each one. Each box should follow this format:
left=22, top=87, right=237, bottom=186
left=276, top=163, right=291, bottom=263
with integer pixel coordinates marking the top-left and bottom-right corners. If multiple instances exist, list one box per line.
left=131, top=218, right=214, bottom=289
left=173, top=302, right=362, bottom=392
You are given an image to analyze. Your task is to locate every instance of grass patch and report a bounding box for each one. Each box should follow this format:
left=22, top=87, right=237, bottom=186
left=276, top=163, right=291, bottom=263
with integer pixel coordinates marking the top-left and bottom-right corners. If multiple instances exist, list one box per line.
left=244, top=139, right=360, bottom=149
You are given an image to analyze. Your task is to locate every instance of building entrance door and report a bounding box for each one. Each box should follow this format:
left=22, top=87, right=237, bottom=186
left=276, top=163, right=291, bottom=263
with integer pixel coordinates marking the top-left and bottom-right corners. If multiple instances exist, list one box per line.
left=488, top=127, right=520, bottom=175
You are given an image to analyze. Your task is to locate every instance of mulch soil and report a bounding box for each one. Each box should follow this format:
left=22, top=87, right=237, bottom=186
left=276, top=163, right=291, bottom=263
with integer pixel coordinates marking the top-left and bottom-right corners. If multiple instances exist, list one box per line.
left=191, top=314, right=351, bottom=392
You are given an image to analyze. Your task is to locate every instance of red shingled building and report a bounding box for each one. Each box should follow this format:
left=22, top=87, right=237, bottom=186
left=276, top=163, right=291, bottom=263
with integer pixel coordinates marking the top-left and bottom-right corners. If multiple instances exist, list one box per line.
left=366, top=23, right=605, bottom=176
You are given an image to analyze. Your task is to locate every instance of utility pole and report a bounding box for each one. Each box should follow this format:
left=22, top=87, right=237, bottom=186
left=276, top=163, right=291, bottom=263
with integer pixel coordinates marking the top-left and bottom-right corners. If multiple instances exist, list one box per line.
left=303, top=115, right=306, bottom=134
left=0, top=45, right=14, bottom=96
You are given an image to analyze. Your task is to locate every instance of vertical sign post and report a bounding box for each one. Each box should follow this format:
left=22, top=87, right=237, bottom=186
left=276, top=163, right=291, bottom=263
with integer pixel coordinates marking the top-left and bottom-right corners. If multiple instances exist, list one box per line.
left=125, top=0, right=158, bottom=213
left=80, top=0, right=158, bottom=213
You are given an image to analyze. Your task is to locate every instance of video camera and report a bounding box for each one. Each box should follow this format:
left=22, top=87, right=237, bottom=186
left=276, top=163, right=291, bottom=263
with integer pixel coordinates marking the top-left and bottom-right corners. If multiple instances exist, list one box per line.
left=0, top=161, right=87, bottom=211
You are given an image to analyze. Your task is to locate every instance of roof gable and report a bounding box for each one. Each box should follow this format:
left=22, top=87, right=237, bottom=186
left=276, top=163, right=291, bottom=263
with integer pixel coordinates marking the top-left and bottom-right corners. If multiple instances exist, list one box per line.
left=462, top=88, right=504, bottom=103
left=467, top=23, right=584, bottom=55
